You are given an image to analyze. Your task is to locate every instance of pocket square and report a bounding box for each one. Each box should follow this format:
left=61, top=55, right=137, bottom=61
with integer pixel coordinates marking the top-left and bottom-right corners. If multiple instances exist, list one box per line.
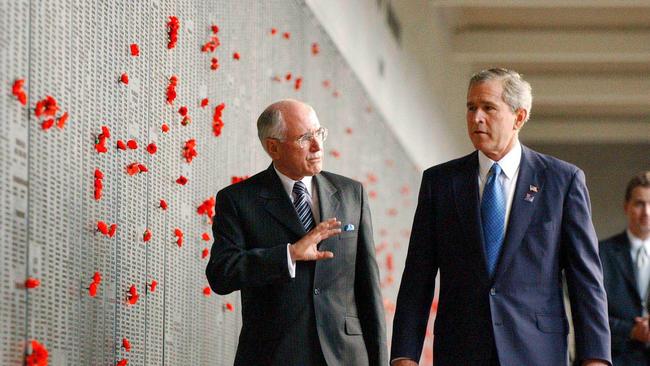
left=343, top=224, right=355, bottom=232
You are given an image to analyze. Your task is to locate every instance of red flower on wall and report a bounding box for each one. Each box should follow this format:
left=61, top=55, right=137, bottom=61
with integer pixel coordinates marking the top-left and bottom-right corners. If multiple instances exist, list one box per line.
left=143, top=229, right=152, bottom=242
left=231, top=176, right=249, bottom=184
left=130, top=43, right=139, bottom=56
left=117, top=140, right=127, bottom=150
left=93, top=272, right=102, bottom=284
left=161, top=123, right=170, bottom=133
left=211, top=24, right=219, bottom=34
left=294, top=77, right=303, bottom=90
left=197, top=197, right=216, bottom=223
left=203, top=286, right=211, bottom=296
left=285, top=73, right=292, bottom=81
left=41, top=119, right=54, bottom=130
left=202, top=248, right=210, bottom=259
left=210, top=57, right=219, bottom=70
left=270, top=28, right=277, bottom=35
left=159, top=199, right=168, bottom=210
left=283, top=32, right=290, bottom=39
left=97, top=221, right=109, bottom=235
left=200, top=98, right=209, bottom=108
left=174, top=228, right=184, bottom=247
left=12, top=79, right=27, bottom=105
left=120, top=73, right=129, bottom=85
left=56, top=112, right=69, bottom=129
left=117, top=359, right=128, bottom=366
left=311, top=42, right=320, bottom=55
left=212, top=103, right=225, bottom=137
left=108, top=223, right=117, bottom=237
left=95, top=126, right=110, bottom=154
left=166, top=75, right=178, bottom=105
left=176, top=176, right=188, bottom=185
left=167, top=16, right=179, bottom=49
left=122, top=338, right=131, bottom=352
left=182, top=139, right=198, bottom=163
left=127, top=285, right=139, bottom=305
left=25, top=340, right=48, bottom=366
left=149, top=280, right=158, bottom=292
left=126, top=140, right=138, bottom=150
left=146, top=143, right=157, bottom=154
left=233, top=52, right=240, bottom=60
left=178, top=106, right=188, bottom=117
left=225, top=303, right=234, bottom=311
left=25, top=277, right=40, bottom=289
left=89, top=281, right=99, bottom=297
left=201, top=232, right=210, bottom=241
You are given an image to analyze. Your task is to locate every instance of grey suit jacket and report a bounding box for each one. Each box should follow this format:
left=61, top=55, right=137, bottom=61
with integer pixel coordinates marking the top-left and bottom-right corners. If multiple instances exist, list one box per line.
left=206, top=165, right=388, bottom=365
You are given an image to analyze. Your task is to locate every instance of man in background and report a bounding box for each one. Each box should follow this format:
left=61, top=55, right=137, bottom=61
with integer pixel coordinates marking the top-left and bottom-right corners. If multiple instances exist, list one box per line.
left=599, top=171, right=650, bottom=365
left=206, top=99, right=387, bottom=365
left=391, top=68, right=611, bottom=366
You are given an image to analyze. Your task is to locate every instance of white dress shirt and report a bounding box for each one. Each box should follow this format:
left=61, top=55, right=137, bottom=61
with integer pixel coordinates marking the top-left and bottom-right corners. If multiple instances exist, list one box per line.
left=628, top=229, right=650, bottom=315
left=478, top=140, right=522, bottom=234
left=274, top=165, right=320, bottom=278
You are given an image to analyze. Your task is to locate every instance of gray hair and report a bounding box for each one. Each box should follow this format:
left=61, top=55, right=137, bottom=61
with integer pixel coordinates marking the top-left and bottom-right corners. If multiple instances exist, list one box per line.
left=257, top=105, right=287, bottom=150
left=469, top=68, right=533, bottom=122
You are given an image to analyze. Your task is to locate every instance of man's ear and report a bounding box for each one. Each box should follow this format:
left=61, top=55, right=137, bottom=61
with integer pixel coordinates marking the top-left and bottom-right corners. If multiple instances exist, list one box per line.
left=265, top=138, right=280, bottom=159
left=514, top=108, right=528, bottom=130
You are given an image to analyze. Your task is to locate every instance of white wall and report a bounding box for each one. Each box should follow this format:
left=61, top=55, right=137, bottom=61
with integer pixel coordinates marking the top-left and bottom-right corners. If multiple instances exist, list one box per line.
left=306, top=0, right=472, bottom=171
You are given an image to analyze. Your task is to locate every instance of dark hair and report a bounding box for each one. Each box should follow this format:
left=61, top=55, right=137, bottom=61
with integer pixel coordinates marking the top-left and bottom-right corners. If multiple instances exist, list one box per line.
left=625, top=171, right=650, bottom=202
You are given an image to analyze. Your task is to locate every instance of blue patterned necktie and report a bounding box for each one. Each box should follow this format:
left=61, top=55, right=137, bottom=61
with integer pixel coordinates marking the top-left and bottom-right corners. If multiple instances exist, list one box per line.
left=293, top=181, right=316, bottom=232
left=482, top=163, right=506, bottom=277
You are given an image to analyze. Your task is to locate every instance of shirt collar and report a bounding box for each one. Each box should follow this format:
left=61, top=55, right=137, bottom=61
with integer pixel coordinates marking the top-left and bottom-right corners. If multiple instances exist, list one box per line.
left=273, top=165, right=313, bottom=200
left=628, top=229, right=650, bottom=252
left=478, top=140, right=522, bottom=180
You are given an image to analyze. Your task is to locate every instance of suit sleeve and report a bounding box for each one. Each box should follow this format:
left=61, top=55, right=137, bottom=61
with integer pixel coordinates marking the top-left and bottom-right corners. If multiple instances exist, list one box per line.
left=206, top=189, right=291, bottom=295
left=355, top=184, right=389, bottom=365
left=561, top=169, right=612, bottom=364
left=390, top=171, right=438, bottom=363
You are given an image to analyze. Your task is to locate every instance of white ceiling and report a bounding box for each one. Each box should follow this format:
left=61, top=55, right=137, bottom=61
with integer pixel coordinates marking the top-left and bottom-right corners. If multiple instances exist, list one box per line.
left=426, top=0, right=650, bottom=144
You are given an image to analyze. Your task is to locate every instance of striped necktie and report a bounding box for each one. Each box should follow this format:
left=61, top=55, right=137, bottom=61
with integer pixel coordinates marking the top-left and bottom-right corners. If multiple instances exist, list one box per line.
left=293, top=181, right=315, bottom=232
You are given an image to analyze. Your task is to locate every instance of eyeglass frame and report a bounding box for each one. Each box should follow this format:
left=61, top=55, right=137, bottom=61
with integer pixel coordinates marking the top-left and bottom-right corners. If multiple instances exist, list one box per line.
left=268, top=126, right=328, bottom=148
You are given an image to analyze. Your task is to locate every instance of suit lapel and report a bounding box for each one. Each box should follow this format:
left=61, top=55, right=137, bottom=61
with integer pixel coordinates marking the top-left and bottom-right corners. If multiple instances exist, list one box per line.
left=313, top=173, right=341, bottom=280
left=452, top=152, right=490, bottom=286
left=259, top=165, right=306, bottom=238
left=493, top=146, right=546, bottom=282
left=612, top=233, right=641, bottom=301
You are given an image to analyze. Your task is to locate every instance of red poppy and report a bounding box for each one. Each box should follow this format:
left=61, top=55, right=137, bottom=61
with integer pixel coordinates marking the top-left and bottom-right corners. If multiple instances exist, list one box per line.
left=329, top=149, right=340, bottom=158
left=231, top=176, right=249, bottom=184
left=143, top=229, right=152, bottom=242
left=117, top=140, right=127, bottom=150
left=12, top=79, right=27, bottom=105
left=233, top=52, right=240, bottom=60
left=181, top=116, right=191, bottom=126
left=166, top=76, right=177, bottom=104
left=126, top=139, right=138, bottom=150
left=270, top=28, right=277, bottom=35
left=211, top=24, right=219, bottom=33
left=167, top=16, right=179, bottom=49
left=202, top=248, right=210, bottom=259
left=386, top=253, right=394, bottom=271
left=25, top=340, right=48, bottom=366
left=117, top=359, right=128, bottom=366
left=56, top=112, right=69, bottom=129
left=126, top=163, right=140, bottom=176
left=200, top=98, right=209, bottom=108
left=176, top=176, right=188, bottom=185
left=149, top=280, right=158, bottom=292
left=127, top=285, right=138, bottom=305
left=225, top=303, right=234, bottom=311
left=283, top=32, right=290, bottom=39
left=120, top=73, right=129, bottom=84
left=159, top=199, right=168, bottom=210
left=212, top=103, right=225, bottom=137
left=122, top=337, right=131, bottom=351
left=146, top=143, right=157, bottom=154
left=201, top=232, right=210, bottom=241
left=285, top=73, right=292, bottom=81
left=89, top=281, right=99, bottom=297
left=311, top=42, right=320, bottom=55
left=93, top=272, right=102, bottom=284
left=203, top=287, right=211, bottom=296
left=25, top=277, right=40, bottom=289
left=183, top=139, right=198, bottom=163
left=108, top=223, right=117, bottom=237
left=178, top=106, right=188, bottom=116
left=161, top=123, right=170, bottom=133
left=94, top=178, right=103, bottom=190
left=210, top=58, right=219, bottom=70
left=41, top=119, right=55, bottom=130
left=294, top=77, right=302, bottom=90
left=97, top=221, right=109, bottom=235
left=130, top=43, right=139, bottom=56
left=137, top=164, right=148, bottom=173
left=197, top=197, right=216, bottom=222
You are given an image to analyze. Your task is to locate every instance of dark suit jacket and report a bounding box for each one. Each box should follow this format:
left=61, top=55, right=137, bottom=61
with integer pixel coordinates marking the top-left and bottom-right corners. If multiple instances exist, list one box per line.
left=600, top=232, right=650, bottom=366
left=391, top=145, right=611, bottom=366
left=206, top=165, right=388, bottom=366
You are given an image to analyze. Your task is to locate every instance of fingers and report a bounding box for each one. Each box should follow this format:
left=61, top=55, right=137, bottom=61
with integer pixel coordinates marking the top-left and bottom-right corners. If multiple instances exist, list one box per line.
left=315, top=250, right=334, bottom=260
left=308, top=218, right=341, bottom=241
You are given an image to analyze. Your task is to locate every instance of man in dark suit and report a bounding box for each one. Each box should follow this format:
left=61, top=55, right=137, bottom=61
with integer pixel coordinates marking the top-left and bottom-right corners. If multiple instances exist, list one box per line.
left=206, top=99, right=388, bottom=365
left=599, top=172, right=650, bottom=365
left=391, top=68, right=611, bottom=366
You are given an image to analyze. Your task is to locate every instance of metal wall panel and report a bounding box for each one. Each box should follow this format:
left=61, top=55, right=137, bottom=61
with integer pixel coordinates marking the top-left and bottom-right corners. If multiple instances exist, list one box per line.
left=0, top=0, right=421, bottom=364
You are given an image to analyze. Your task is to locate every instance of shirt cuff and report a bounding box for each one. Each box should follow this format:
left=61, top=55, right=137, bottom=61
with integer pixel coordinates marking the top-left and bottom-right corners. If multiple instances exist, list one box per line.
left=286, top=244, right=296, bottom=278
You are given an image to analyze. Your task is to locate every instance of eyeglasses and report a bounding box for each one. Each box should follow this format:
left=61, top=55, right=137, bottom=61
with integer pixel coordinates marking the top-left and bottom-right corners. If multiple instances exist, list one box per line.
left=271, top=127, right=328, bottom=149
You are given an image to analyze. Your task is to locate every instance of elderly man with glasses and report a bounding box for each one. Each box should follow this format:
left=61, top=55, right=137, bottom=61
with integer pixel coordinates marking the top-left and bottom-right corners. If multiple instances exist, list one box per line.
left=206, top=99, right=388, bottom=366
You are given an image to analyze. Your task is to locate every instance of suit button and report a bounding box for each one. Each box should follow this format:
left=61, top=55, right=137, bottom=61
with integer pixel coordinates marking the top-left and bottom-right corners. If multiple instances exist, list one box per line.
left=314, top=288, right=320, bottom=295
left=490, top=288, right=496, bottom=296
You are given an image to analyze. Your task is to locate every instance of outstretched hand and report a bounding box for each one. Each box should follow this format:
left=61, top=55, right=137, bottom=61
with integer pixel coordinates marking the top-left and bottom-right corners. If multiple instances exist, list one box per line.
left=289, top=218, right=341, bottom=261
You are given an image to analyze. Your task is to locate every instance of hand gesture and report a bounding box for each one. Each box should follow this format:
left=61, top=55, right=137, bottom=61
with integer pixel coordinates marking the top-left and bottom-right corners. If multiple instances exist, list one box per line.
left=289, top=218, right=341, bottom=261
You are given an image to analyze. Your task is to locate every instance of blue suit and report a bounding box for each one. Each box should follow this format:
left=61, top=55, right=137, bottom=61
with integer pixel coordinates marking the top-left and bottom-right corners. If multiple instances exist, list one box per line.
left=391, top=146, right=611, bottom=365
left=599, top=232, right=650, bottom=365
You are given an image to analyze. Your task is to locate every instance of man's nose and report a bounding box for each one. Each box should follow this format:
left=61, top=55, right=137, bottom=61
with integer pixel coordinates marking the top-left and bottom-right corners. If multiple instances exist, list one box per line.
left=309, top=136, right=322, bottom=151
